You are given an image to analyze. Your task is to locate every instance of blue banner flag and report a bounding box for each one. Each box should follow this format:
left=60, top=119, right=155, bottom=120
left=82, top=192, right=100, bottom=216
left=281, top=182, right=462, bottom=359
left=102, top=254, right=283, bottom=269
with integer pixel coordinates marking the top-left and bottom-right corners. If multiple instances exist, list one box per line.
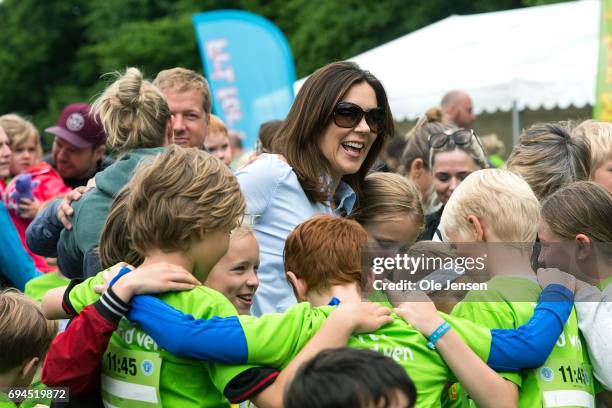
left=193, top=10, right=295, bottom=150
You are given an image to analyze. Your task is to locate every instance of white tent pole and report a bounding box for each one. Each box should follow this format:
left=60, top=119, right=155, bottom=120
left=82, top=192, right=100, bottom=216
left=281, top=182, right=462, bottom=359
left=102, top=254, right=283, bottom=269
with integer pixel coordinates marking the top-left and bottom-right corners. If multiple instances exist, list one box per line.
left=512, top=100, right=521, bottom=146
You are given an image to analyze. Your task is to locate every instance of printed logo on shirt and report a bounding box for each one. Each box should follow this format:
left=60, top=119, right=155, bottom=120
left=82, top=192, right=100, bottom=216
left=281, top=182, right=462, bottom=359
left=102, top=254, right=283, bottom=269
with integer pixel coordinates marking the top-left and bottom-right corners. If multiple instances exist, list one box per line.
left=540, top=367, right=554, bottom=382
left=142, top=359, right=154, bottom=377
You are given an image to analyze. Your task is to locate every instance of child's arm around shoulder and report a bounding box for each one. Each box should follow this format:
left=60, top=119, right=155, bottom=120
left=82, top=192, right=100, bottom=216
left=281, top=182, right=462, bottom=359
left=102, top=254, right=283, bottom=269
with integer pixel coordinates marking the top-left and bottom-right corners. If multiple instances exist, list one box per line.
left=395, top=293, right=518, bottom=408
left=249, top=301, right=393, bottom=408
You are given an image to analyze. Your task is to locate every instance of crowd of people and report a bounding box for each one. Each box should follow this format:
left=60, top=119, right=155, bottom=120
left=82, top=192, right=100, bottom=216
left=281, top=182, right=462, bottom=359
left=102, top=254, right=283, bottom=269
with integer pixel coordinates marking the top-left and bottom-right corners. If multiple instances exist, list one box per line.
left=0, top=60, right=611, bottom=408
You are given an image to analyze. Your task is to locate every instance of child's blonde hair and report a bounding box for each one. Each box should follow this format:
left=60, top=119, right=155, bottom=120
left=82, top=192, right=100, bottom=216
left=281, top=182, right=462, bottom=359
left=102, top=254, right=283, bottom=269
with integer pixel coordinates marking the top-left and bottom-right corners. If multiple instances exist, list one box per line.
left=99, top=145, right=245, bottom=267
left=573, top=120, right=612, bottom=176
left=349, top=172, right=424, bottom=226
left=91, top=67, right=169, bottom=154
left=0, top=114, right=42, bottom=159
left=0, top=289, right=57, bottom=373
left=231, top=218, right=254, bottom=240
left=441, top=169, right=540, bottom=242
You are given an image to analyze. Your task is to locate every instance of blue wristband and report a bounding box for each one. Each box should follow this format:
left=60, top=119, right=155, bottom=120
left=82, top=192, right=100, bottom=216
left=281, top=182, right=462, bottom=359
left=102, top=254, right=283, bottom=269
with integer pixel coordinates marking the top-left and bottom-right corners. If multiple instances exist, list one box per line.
left=427, top=321, right=451, bottom=350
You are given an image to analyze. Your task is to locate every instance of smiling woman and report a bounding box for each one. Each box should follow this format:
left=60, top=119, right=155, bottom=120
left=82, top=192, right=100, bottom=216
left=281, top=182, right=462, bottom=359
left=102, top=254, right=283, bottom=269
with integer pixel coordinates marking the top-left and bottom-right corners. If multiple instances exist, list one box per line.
left=419, top=128, right=488, bottom=241
left=236, top=61, right=394, bottom=315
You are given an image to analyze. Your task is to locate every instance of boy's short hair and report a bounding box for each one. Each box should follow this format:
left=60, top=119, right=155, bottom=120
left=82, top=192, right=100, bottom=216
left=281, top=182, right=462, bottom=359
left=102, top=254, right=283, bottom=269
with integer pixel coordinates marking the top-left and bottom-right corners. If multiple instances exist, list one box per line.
left=0, top=114, right=43, bottom=159
left=285, top=347, right=416, bottom=408
left=209, top=114, right=228, bottom=137
left=153, top=67, right=212, bottom=114
left=99, top=145, right=245, bottom=266
left=506, top=121, right=590, bottom=200
left=573, top=120, right=612, bottom=175
left=284, top=215, right=368, bottom=293
left=441, top=169, right=540, bottom=242
left=0, top=289, right=57, bottom=373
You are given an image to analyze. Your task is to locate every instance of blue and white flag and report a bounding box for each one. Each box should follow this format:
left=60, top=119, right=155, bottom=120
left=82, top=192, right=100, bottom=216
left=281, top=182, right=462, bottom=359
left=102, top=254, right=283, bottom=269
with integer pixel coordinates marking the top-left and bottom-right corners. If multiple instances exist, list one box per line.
left=193, top=10, right=295, bottom=149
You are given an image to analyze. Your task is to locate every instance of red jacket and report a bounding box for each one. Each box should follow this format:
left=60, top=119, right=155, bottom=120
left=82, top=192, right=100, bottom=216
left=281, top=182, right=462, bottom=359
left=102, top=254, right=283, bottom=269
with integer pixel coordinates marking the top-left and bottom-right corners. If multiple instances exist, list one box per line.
left=43, top=285, right=278, bottom=404
left=4, top=162, right=70, bottom=272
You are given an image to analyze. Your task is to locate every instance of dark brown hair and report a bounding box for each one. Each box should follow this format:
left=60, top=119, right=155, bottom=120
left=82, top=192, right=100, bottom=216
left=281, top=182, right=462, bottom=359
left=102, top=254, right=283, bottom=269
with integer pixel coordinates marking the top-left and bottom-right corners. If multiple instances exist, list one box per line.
left=272, top=61, right=394, bottom=204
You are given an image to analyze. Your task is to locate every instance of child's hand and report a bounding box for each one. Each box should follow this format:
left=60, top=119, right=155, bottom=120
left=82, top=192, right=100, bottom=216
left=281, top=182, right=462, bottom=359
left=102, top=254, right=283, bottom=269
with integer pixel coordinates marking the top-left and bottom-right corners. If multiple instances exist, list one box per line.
left=536, top=268, right=576, bottom=293
left=18, top=197, right=41, bottom=219
left=333, top=302, right=393, bottom=333
left=394, top=291, right=444, bottom=337
left=112, top=262, right=200, bottom=303
left=93, top=262, right=131, bottom=294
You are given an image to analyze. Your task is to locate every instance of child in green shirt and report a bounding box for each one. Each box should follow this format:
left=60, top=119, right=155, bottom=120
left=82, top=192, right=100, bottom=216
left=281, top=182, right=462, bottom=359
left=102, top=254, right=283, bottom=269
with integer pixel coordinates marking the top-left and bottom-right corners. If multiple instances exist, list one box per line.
left=439, top=169, right=597, bottom=407
left=44, top=145, right=392, bottom=408
left=94, top=215, right=516, bottom=407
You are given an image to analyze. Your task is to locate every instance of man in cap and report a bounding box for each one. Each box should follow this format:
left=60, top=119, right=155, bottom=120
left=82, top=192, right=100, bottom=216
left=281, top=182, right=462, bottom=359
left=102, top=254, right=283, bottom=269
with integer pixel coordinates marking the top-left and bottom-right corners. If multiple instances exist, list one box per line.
left=44, top=103, right=113, bottom=189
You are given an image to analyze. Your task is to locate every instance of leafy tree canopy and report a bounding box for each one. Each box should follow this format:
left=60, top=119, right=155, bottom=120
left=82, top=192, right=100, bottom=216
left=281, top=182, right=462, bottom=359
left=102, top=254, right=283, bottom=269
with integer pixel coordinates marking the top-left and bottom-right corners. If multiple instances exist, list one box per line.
left=0, top=0, right=567, bottom=141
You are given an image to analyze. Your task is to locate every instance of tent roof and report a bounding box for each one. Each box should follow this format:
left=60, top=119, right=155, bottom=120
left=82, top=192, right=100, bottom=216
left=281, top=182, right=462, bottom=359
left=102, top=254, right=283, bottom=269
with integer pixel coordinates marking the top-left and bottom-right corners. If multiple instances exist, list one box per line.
left=295, top=0, right=599, bottom=120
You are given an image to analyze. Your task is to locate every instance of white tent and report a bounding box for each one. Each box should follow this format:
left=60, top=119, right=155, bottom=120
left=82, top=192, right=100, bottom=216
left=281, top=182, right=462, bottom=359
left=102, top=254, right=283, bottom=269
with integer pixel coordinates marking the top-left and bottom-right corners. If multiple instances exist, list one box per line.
left=295, top=0, right=599, bottom=140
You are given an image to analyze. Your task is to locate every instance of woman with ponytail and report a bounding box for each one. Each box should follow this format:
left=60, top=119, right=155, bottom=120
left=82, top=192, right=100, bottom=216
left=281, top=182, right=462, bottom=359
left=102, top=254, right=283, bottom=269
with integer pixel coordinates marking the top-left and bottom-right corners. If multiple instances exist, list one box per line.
left=57, top=68, right=173, bottom=278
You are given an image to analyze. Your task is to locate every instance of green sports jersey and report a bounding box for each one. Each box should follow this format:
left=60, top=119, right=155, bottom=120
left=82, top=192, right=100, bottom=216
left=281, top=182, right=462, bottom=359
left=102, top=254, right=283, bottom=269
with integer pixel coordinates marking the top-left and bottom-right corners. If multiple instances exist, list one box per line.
left=212, top=301, right=492, bottom=408
left=68, top=271, right=250, bottom=408
left=450, top=275, right=596, bottom=408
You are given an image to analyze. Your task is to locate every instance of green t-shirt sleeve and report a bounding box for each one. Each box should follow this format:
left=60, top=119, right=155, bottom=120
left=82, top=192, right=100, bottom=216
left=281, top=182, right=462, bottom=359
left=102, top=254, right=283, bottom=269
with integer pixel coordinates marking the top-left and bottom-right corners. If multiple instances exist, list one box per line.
left=451, top=300, right=522, bottom=387
left=209, top=303, right=331, bottom=396
left=67, top=271, right=105, bottom=313
left=442, top=312, right=492, bottom=362
left=239, top=302, right=331, bottom=369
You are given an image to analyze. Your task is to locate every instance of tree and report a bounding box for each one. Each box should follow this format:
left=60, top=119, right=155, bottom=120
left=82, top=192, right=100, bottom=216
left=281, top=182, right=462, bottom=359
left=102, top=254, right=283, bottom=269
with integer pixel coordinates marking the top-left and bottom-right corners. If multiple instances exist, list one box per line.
left=0, top=0, right=568, bottom=136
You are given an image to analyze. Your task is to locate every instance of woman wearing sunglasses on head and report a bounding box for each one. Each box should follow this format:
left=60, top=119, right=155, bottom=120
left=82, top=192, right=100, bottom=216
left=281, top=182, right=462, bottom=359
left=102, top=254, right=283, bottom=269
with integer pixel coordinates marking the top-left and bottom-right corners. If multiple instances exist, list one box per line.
left=236, top=61, right=393, bottom=315
left=419, top=126, right=488, bottom=241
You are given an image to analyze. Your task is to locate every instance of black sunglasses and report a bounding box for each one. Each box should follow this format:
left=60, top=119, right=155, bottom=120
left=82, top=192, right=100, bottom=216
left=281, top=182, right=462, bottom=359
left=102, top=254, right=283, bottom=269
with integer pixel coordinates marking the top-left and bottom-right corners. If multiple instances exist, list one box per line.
left=333, top=101, right=385, bottom=133
left=428, top=128, right=485, bottom=153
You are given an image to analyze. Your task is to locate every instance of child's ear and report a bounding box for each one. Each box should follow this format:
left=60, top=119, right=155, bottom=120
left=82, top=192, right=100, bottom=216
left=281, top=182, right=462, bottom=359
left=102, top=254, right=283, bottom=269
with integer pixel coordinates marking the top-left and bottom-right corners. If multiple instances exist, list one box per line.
left=467, top=215, right=485, bottom=242
left=286, top=271, right=308, bottom=301
left=18, top=357, right=39, bottom=385
left=575, top=234, right=591, bottom=260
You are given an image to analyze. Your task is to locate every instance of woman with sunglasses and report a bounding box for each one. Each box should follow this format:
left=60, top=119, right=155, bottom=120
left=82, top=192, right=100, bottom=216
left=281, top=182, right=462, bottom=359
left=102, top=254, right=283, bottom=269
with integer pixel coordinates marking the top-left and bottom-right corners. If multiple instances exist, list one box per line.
left=419, top=127, right=488, bottom=241
left=236, top=61, right=393, bottom=315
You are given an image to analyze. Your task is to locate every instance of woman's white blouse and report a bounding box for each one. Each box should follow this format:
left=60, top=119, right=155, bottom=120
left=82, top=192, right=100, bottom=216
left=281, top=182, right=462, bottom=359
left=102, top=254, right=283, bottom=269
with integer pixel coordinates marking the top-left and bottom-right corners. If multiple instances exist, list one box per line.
left=236, top=154, right=356, bottom=315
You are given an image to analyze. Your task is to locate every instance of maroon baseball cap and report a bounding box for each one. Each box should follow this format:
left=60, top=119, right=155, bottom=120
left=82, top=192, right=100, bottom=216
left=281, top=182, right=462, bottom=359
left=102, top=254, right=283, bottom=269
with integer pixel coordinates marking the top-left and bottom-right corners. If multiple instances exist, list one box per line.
left=45, top=103, right=106, bottom=149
